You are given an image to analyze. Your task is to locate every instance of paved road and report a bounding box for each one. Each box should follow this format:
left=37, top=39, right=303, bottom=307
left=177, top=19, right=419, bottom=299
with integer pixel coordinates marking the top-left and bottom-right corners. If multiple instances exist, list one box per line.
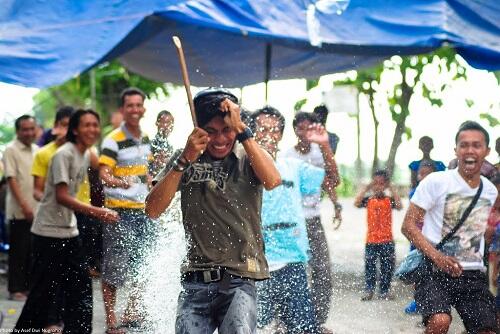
left=0, top=198, right=466, bottom=333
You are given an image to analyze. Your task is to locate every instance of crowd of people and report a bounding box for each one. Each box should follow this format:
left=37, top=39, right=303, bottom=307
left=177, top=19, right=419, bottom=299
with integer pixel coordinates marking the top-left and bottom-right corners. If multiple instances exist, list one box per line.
left=0, top=85, right=499, bottom=334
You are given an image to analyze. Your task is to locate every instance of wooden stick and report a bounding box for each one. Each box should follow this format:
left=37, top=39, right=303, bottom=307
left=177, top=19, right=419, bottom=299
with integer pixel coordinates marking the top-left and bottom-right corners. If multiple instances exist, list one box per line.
left=172, top=36, right=197, bottom=127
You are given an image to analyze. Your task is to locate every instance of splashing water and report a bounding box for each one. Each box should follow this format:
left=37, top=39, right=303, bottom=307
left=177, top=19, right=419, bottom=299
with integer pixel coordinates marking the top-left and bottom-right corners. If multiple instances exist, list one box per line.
left=133, top=194, right=186, bottom=332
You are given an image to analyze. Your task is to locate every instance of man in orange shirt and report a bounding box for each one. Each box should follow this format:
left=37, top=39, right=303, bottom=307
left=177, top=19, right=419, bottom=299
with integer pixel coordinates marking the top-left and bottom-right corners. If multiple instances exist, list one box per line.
left=354, top=170, right=402, bottom=301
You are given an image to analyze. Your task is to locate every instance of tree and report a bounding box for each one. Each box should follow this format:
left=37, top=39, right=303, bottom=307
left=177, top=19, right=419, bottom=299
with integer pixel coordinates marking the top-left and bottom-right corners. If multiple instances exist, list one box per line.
left=382, top=48, right=467, bottom=175
left=33, top=61, right=169, bottom=127
left=335, top=65, right=384, bottom=175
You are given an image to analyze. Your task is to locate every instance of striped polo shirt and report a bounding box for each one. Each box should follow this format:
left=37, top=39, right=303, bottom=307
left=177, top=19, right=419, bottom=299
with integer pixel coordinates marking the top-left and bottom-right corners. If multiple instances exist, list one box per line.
left=99, top=124, right=151, bottom=209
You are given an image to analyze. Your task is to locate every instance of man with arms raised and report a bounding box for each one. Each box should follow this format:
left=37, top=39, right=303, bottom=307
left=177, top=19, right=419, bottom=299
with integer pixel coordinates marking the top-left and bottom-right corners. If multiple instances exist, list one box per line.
left=146, top=88, right=281, bottom=334
left=402, top=121, right=498, bottom=334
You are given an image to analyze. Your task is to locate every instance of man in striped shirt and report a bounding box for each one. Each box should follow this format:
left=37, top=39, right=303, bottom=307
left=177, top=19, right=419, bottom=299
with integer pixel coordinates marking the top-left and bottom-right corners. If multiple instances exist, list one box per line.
left=99, top=87, right=153, bottom=333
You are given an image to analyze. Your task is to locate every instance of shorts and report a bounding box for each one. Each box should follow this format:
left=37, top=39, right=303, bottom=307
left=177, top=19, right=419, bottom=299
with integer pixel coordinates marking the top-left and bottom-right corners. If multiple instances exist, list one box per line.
left=175, top=276, right=256, bottom=334
left=415, top=270, right=496, bottom=334
left=102, top=209, right=155, bottom=287
left=257, top=262, right=320, bottom=334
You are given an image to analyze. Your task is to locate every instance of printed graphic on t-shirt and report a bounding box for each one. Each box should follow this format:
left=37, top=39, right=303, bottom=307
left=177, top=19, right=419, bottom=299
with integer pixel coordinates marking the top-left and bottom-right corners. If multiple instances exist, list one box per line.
left=182, top=162, right=228, bottom=191
left=441, top=193, right=491, bottom=263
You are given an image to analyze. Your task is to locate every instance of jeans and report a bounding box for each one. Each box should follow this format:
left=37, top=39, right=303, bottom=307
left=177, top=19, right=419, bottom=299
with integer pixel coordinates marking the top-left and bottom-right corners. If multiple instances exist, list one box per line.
left=257, top=263, right=320, bottom=334
left=175, top=275, right=257, bottom=334
left=364, top=242, right=395, bottom=294
left=305, top=216, right=333, bottom=325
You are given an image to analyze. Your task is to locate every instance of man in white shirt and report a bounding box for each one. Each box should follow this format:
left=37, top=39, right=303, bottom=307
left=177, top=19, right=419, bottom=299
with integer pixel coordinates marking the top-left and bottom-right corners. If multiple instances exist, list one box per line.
left=402, top=121, right=497, bottom=334
left=2, top=115, right=38, bottom=301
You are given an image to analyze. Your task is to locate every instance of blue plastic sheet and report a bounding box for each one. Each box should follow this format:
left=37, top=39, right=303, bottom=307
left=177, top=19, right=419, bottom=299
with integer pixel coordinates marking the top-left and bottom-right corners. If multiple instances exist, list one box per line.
left=0, top=0, right=498, bottom=88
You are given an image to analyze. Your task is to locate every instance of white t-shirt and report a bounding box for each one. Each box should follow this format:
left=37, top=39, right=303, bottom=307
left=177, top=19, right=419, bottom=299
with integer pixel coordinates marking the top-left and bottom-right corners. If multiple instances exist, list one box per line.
left=280, top=144, right=323, bottom=219
left=411, top=169, right=498, bottom=270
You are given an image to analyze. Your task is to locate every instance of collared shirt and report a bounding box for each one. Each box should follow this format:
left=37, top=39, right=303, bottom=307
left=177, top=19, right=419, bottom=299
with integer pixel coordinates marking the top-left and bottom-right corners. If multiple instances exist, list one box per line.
left=155, top=145, right=268, bottom=280
left=99, top=124, right=151, bottom=209
left=2, top=139, right=38, bottom=220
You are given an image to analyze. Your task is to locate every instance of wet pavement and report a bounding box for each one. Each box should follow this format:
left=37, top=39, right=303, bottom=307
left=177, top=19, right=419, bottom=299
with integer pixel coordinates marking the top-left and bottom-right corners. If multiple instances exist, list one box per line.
left=0, top=197, right=466, bottom=333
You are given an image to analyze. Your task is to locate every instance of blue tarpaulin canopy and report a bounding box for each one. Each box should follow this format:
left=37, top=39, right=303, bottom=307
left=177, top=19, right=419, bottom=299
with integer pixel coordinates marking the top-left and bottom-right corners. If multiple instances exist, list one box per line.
left=0, top=0, right=499, bottom=88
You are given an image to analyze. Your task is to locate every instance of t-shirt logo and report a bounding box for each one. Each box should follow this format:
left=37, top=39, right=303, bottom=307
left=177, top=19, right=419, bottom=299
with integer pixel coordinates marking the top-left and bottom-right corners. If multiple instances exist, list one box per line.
left=442, top=193, right=491, bottom=263
left=182, top=162, right=229, bottom=191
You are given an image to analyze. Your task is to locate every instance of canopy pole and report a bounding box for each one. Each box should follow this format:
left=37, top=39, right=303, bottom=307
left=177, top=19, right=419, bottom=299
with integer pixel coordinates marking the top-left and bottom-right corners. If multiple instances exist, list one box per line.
left=264, top=43, right=272, bottom=103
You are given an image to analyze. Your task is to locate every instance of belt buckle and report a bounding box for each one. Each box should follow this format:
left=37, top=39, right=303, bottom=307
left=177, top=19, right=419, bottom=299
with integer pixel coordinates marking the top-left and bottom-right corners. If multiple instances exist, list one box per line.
left=203, top=269, right=221, bottom=283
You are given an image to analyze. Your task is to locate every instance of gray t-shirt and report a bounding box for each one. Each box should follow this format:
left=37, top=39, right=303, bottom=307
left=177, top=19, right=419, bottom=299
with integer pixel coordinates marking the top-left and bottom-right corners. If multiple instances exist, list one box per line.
left=31, top=142, right=89, bottom=238
left=155, top=146, right=269, bottom=280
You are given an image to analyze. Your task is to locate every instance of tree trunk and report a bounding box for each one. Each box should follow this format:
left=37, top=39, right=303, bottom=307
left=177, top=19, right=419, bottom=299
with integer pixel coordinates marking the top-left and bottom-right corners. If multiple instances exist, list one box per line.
left=367, top=88, right=380, bottom=175
left=386, top=75, right=412, bottom=177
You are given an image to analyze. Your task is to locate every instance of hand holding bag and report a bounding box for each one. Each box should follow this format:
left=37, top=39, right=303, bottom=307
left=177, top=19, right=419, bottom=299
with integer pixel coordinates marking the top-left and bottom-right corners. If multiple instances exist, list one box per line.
left=395, top=180, right=483, bottom=285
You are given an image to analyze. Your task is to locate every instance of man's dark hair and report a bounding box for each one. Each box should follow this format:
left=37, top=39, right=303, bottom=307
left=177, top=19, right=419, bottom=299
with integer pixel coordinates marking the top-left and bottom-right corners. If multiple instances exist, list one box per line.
left=54, top=106, right=75, bottom=124
left=120, top=87, right=146, bottom=107
left=373, top=169, right=390, bottom=181
left=313, top=105, right=329, bottom=126
left=193, top=88, right=238, bottom=128
left=66, top=109, right=100, bottom=143
left=15, top=115, right=34, bottom=131
left=293, top=111, right=318, bottom=128
left=156, top=110, right=173, bottom=122
left=251, top=106, right=286, bottom=134
left=455, top=121, right=490, bottom=147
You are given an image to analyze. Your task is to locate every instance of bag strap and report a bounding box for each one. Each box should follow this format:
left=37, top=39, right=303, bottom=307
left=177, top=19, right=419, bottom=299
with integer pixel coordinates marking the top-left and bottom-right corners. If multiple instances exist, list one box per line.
left=435, top=180, right=483, bottom=250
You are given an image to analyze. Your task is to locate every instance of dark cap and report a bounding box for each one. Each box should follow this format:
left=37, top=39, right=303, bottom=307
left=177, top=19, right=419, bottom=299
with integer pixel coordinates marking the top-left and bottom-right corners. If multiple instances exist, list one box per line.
left=193, top=88, right=238, bottom=127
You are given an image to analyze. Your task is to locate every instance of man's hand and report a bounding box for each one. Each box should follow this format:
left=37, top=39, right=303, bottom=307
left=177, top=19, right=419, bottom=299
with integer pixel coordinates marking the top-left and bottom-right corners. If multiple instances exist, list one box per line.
left=21, top=204, right=34, bottom=223
left=182, top=127, right=209, bottom=163
left=220, top=98, right=245, bottom=133
left=98, top=208, right=120, bottom=224
left=431, top=253, right=463, bottom=277
left=305, top=124, right=328, bottom=146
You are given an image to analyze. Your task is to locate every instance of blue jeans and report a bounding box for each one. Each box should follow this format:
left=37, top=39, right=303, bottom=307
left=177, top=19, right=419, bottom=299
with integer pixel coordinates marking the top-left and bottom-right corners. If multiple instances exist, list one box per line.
left=257, top=263, right=320, bottom=334
left=175, top=276, right=257, bottom=334
left=364, top=242, right=395, bottom=294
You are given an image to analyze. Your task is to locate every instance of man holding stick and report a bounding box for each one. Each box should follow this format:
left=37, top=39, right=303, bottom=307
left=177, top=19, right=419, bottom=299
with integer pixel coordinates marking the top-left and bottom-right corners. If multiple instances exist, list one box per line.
left=146, top=88, right=281, bottom=334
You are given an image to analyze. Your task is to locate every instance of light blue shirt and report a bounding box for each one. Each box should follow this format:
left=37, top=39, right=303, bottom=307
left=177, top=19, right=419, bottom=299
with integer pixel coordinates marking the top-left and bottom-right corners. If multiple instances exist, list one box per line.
left=262, top=157, right=325, bottom=267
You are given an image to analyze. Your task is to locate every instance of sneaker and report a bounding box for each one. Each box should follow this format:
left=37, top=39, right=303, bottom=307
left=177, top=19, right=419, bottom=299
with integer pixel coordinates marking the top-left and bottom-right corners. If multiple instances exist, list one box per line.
left=379, top=292, right=394, bottom=300
left=405, top=300, right=418, bottom=314
left=361, top=291, right=374, bottom=301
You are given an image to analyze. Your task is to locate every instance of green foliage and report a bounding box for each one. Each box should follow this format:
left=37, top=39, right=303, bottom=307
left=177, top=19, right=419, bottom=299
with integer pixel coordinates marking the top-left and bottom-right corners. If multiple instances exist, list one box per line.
left=294, top=98, right=307, bottom=111
left=480, top=113, right=499, bottom=127
left=33, top=61, right=169, bottom=126
left=306, top=78, right=320, bottom=91
left=0, top=123, right=15, bottom=146
left=336, top=165, right=357, bottom=197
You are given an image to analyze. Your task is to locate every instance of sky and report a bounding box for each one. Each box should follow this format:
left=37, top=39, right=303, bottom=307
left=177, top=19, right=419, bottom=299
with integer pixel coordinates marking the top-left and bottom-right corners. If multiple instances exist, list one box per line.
left=1, top=64, right=499, bottom=183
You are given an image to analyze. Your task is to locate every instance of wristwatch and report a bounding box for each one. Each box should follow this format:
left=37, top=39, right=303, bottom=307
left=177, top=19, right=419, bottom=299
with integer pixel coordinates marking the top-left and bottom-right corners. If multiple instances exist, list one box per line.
left=334, top=202, right=343, bottom=211
left=236, top=127, right=254, bottom=143
left=172, top=156, right=191, bottom=172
